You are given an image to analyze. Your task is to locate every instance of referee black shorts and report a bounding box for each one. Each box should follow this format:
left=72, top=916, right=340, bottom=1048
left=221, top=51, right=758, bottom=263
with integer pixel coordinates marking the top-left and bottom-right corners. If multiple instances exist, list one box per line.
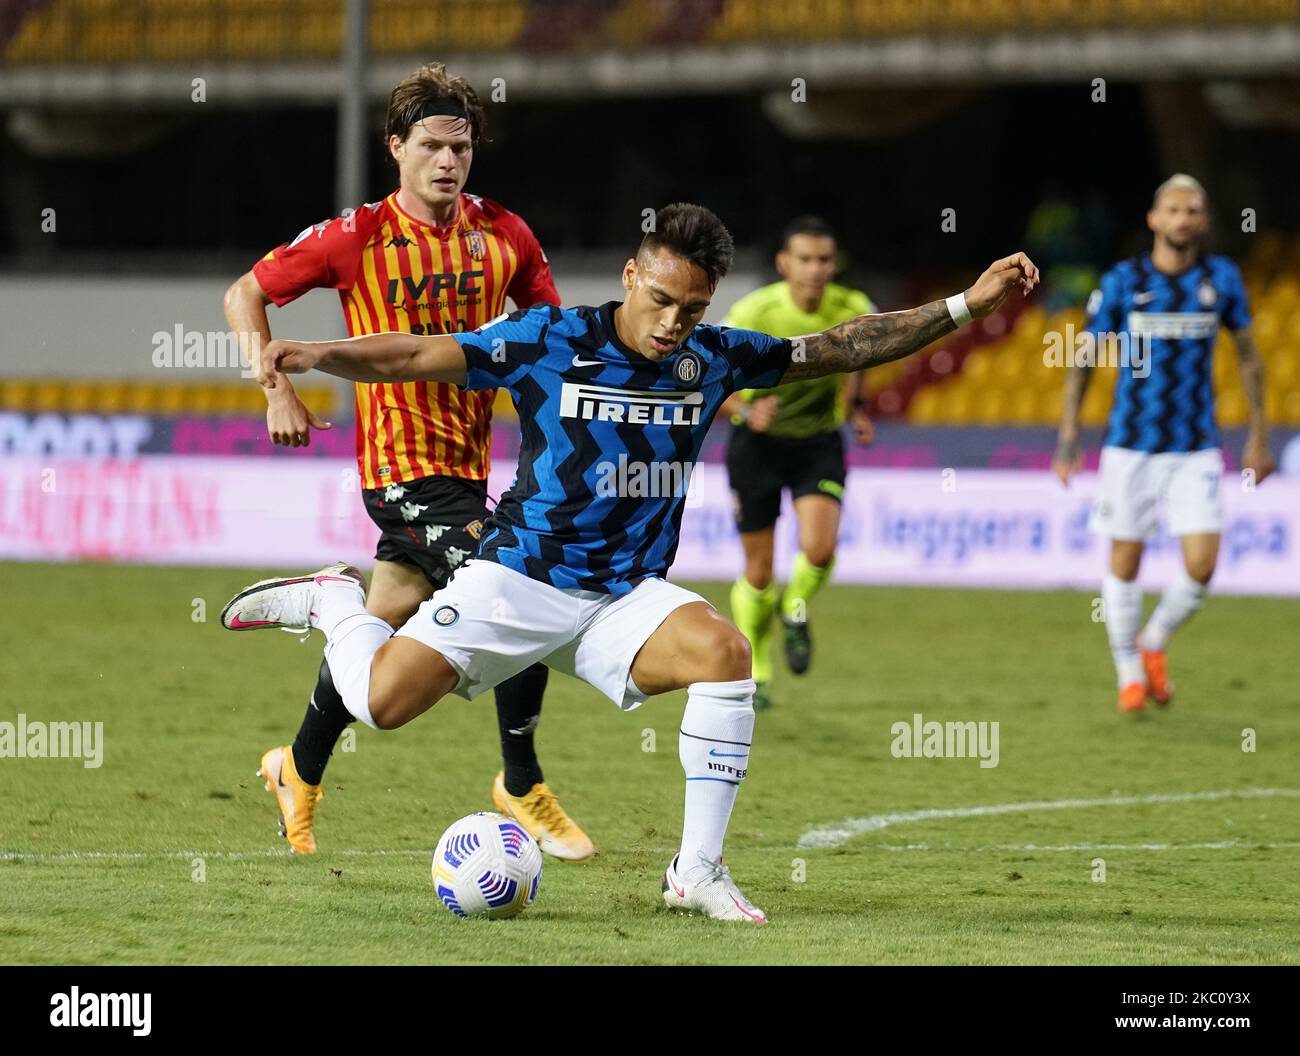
left=724, top=426, right=847, bottom=535
left=361, top=476, right=491, bottom=591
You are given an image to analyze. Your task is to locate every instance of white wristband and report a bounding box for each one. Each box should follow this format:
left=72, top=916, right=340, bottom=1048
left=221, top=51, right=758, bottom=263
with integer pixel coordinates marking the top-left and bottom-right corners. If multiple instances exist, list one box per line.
left=945, top=292, right=972, bottom=327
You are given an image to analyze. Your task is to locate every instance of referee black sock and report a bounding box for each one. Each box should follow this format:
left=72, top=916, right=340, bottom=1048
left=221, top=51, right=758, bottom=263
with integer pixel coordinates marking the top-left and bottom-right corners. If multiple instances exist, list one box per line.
left=291, top=657, right=354, bottom=786
left=495, top=663, right=547, bottom=796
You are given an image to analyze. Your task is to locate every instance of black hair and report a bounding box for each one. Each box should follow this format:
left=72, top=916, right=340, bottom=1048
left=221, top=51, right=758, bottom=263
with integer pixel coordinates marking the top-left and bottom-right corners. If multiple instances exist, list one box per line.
left=638, top=203, right=735, bottom=291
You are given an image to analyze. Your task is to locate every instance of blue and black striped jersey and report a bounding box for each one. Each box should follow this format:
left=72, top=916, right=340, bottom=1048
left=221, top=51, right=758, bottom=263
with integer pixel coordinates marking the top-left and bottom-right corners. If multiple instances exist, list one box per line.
left=453, top=301, right=792, bottom=593
left=1086, top=254, right=1251, bottom=453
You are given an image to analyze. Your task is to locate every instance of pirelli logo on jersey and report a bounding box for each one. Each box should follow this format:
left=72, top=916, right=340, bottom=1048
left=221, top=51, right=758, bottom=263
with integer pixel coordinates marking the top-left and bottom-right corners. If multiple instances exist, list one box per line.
left=558, top=382, right=704, bottom=426
left=1126, top=311, right=1217, bottom=340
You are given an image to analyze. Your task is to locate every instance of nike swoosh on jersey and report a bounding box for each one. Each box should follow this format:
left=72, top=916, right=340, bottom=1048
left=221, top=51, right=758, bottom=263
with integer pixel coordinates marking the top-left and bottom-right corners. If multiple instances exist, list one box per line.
left=571, top=355, right=604, bottom=368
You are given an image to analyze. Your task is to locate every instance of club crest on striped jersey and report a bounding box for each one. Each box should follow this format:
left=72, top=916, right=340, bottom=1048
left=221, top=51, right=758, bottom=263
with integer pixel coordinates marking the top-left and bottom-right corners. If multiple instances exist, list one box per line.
left=674, top=352, right=702, bottom=386
left=464, top=229, right=487, bottom=261
left=1198, top=280, right=1217, bottom=307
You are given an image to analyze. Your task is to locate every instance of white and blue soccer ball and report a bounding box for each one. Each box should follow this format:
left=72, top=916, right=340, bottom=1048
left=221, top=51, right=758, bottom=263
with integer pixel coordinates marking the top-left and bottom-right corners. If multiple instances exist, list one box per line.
left=431, top=811, right=543, bottom=919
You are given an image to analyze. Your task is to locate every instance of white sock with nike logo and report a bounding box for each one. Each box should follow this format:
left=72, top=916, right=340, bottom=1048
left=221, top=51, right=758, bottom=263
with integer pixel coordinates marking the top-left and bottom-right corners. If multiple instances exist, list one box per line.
left=678, top=678, right=755, bottom=877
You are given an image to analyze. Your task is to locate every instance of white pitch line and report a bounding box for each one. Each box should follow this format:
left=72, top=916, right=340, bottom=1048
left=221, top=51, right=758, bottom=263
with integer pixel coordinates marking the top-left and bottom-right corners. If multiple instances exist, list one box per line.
left=876, top=840, right=1300, bottom=852
left=0, top=848, right=430, bottom=862
left=797, top=787, right=1300, bottom=850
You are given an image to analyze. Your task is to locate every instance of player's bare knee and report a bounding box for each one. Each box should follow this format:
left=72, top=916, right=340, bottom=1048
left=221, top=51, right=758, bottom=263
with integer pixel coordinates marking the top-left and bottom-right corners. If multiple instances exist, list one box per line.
left=1186, top=558, right=1216, bottom=585
left=365, top=675, right=408, bottom=730
left=1110, top=542, right=1143, bottom=581
left=702, top=625, right=751, bottom=682
left=802, top=543, right=835, bottom=569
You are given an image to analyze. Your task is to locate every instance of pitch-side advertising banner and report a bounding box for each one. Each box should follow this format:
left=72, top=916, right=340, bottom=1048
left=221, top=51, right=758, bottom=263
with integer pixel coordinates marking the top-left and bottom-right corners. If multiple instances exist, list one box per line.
left=1, top=458, right=1295, bottom=595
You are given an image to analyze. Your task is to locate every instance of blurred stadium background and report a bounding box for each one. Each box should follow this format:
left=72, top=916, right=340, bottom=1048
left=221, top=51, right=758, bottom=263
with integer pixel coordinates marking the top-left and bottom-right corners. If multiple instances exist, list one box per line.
left=2, top=0, right=1299, bottom=593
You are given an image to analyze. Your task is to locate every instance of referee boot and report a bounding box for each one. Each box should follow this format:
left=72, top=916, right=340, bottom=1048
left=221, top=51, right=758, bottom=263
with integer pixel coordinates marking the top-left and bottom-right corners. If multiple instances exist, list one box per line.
left=780, top=611, right=813, bottom=675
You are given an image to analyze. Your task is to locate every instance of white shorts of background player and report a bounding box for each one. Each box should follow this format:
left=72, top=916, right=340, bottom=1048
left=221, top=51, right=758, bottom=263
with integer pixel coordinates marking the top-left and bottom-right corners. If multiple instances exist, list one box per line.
left=1088, top=445, right=1224, bottom=540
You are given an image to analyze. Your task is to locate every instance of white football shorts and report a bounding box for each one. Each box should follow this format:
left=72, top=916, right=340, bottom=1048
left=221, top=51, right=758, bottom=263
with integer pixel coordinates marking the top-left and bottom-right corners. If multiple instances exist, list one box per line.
left=394, top=559, right=707, bottom=710
left=1088, top=445, right=1224, bottom=540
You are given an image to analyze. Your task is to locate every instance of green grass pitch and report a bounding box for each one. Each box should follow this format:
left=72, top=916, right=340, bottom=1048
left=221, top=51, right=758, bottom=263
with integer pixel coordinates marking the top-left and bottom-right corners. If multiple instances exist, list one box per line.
left=1, top=562, right=1297, bottom=965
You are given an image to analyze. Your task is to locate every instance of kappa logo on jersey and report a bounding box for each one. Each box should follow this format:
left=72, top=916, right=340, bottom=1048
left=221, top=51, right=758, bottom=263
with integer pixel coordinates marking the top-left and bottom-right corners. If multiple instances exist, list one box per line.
left=464, top=230, right=486, bottom=260
left=386, top=235, right=413, bottom=248
left=558, top=382, right=704, bottom=426
left=674, top=352, right=702, bottom=386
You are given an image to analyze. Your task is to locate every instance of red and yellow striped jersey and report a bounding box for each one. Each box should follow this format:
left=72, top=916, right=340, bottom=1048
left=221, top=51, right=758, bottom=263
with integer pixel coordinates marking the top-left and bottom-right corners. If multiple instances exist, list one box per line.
left=253, top=191, right=559, bottom=487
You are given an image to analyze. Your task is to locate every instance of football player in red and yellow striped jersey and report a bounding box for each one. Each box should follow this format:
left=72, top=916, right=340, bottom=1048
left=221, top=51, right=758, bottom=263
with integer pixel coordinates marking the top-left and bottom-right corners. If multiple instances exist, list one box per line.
left=223, top=63, right=592, bottom=860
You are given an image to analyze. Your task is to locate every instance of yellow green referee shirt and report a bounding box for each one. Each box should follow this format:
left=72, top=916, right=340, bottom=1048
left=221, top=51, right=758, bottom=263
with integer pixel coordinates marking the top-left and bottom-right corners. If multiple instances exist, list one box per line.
left=722, top=280, right=875, bottom=438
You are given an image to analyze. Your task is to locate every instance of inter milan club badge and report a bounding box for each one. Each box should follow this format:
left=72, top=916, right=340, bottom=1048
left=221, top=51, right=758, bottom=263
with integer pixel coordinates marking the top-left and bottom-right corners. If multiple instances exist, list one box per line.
left=464, top=230, right=486, bottom=261
left=1198, top=280, right=1217, bottom=307
left=674, top=352, right=702, bottom=386
left=433, top=605, right=459, bottom=626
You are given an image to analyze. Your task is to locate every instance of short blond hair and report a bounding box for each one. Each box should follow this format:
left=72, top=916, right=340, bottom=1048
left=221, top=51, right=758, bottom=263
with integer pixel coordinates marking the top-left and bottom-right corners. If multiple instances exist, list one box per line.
left=1153, top=173, right=1207, bottom=208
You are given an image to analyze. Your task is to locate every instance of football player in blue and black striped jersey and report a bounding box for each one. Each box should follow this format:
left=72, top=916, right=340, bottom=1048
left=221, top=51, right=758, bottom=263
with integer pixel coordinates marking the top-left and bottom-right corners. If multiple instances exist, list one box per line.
left=1054, top=175, right=1274, bottom=713
left=221, top=203, right=1039, bottom=920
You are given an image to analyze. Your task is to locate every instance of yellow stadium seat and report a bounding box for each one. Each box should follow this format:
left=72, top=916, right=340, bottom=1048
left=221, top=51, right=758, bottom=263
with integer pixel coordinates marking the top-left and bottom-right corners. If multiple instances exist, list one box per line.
left=1013, top=306, right=1048, bottom=339
left=907, top=387, right=941, bottom=424
left=209, top=385, right=242, bottom=415
left=1, top=379, right=34, bottom=411
left=98, top=382, right=130, bottom=415
left=962, top=351, right=993, bottom=380
left=974, top=389, right=1009, bottom=424
left=1268, top=355, right=1298, bottom=390
left=1265, top=389, right=1283, bottom=421
left=995, top=348, right=1030, bottom=383
left=1039, top=389, right=1064, bottom=421
left=63, top=381, right=96, bottom=413
left=1265, top=276, right=1300, bottom=312
left=124, top=383, right=159, bottom=414
left=32, top=381, right=65, bottom=413
left=937, top=386, right=975, bottom=424
left=1217, top=390, right=1248, bottom=428
left=157, top=385, right=188, bottom=415
left=1007, top=389, right=1040, bottom=425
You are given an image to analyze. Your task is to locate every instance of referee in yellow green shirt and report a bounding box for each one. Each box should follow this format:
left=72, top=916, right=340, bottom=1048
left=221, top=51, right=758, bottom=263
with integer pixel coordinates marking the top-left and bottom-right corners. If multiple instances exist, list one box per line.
left=720, top=217, right=875, bottom=710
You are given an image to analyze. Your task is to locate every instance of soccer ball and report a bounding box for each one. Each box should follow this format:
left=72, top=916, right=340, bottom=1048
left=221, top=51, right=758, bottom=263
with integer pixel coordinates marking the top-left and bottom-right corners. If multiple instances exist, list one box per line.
left=431, top=811, right=543, bottom=919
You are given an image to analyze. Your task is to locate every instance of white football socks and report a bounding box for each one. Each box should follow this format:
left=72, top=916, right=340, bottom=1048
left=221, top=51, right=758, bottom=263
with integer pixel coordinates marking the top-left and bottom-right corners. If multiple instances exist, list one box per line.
left=315, top=583, right=392, bottom=729
left=678, top=678, right=755, bottom=876
left=1102, top=573, right=1145, bottom=688
left=1141, top=569, right=1208, bottom=652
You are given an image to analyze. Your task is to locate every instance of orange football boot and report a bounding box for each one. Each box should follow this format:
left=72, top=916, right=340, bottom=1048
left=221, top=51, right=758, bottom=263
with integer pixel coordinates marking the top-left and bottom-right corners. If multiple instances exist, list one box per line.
left=1118, top=682, right=1148, bottom=713
left=1142, top=649, right=1173, bottom=706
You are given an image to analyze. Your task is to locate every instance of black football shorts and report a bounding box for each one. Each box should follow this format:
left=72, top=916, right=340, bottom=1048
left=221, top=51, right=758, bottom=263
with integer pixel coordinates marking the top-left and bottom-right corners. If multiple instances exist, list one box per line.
left=725, top=427, right=846, bottom=534
left=362, top=475, right=491, bottom=590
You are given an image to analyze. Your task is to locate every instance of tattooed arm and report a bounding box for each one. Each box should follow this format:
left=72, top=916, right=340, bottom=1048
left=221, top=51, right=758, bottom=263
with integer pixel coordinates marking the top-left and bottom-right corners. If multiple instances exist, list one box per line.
left=782, top=253, right=1040, bottom=382
left=1234, top=326, right=1275, bottom=485
left=1053, top=359, right=1094, bottom=486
